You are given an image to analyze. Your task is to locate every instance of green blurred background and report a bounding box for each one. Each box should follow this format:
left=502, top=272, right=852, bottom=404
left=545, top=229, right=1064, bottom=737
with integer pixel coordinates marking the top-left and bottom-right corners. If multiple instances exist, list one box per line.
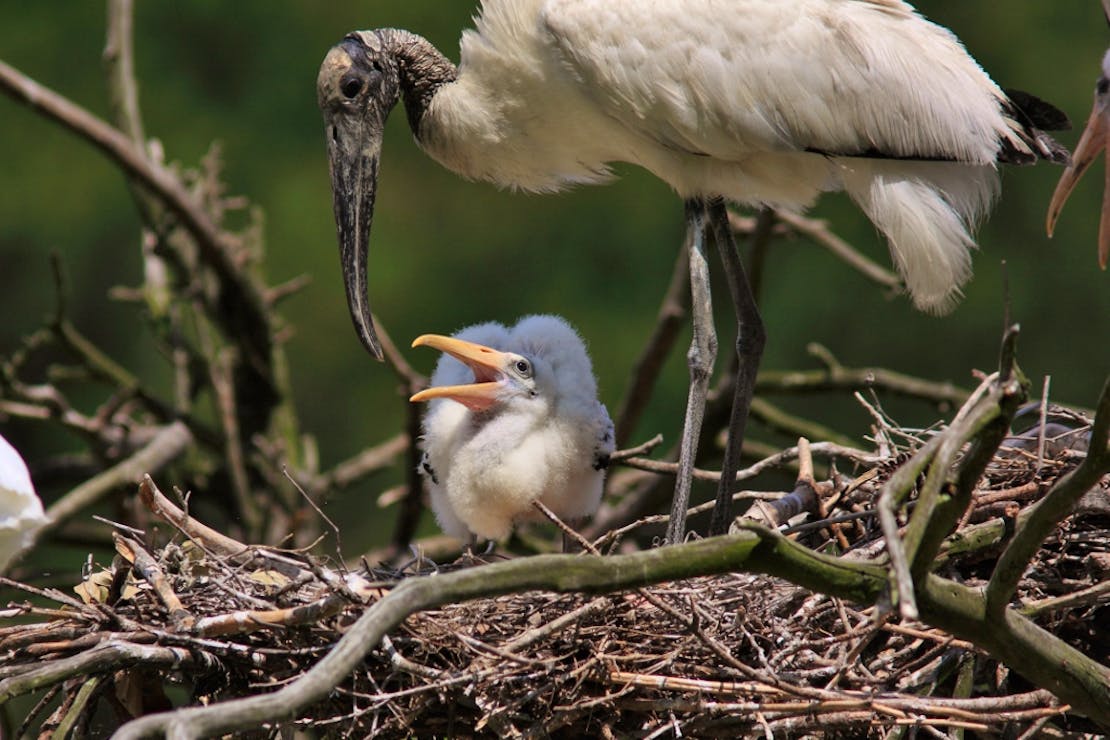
left=1, top=2, right=1107, bottom=555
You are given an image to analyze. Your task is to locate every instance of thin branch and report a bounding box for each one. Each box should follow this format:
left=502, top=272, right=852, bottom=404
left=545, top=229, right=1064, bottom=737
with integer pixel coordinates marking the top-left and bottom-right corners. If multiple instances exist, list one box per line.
left=112, top=523, right=1110, bottom=737
left=113, top=530, right=886, bottom=739
left=103, top=0, right=166, bottom=234
left=901, top=373, right=1011, bottom=568
left=38, top=421, right=193, bottom=541
left=907, top=374, right=1024, bottom=580
left=103, top=0, right=145, bottom=147
left=135, top=476, right=254, bottom=564
left=762, top=211, right=903, bottom=292
left=113, top=534, right=194, bottom=632
left=0, top=642, right=197, bottom=705
left=614, top=245, right=690, bottom=448
left=609, top=434, right=665, bottom=463
left=50, top=676, right=103, bottom=740
left=372, top=313, right=425, bottom=391
left=756, top=345, right=971, bottom=408
left=986, top=375, right=1110, bottom=618
left=316, top=434, right=409, bottom=492
left=1020, top=580, right=1110, bottom=618
left=876, top=434, right=944, bottom=620
left=0, top=57, right=273, bottom=373
left=749, top=397, right=861, bottom=449
left=208, top=346, right=262, bottom=534
left=137, top=476, right=339, bottom=588
left=618, top=440, right=878, bottom=483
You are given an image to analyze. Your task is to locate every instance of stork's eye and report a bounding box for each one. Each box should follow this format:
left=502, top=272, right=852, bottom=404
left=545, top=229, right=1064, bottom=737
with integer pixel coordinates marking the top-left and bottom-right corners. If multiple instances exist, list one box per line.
left=1099, top=77, right=1110, bottom=96
left=514, top=359, right=532, bottom=378
left=340, top=74, right=364, bottom=99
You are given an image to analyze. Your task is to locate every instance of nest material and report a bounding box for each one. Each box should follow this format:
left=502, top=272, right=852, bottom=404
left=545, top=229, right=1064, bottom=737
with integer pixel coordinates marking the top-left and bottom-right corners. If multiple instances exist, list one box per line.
left=1, top=418, right=1107, bottom=738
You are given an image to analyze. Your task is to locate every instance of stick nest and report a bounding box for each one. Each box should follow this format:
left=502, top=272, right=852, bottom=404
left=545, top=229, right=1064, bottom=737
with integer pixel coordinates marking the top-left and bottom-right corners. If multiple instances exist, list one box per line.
left=2, top=414, right=1107, bottom=738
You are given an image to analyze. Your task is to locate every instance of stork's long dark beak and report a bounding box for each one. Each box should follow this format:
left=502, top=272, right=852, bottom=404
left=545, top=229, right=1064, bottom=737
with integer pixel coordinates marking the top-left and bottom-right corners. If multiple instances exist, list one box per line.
left=1046, top=101, right=1110, bottom=269
left=318, top=36, right=393, bottom=360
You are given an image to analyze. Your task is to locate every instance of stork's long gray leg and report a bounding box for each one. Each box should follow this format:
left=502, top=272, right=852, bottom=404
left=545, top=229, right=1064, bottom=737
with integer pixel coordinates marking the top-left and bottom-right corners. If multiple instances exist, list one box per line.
left=706, top=197, right=765, bottom=535
left=666, top=199, right=716, bottom=545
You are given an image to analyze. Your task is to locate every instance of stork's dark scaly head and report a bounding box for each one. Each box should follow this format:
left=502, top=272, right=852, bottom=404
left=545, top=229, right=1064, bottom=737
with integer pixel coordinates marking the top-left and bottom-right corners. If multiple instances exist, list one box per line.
left=318, top=31, right=402, bottom=360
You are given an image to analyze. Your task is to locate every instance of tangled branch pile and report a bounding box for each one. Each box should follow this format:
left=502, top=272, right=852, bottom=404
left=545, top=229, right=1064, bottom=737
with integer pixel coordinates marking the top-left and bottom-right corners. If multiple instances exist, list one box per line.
left=2, top=399, right=1106, bottom=738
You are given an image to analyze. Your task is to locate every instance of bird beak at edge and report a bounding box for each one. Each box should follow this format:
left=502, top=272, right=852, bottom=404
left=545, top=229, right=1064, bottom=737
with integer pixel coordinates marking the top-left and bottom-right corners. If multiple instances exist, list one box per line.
left=319, top=39, right=388, bottom=359
left=1046, top=101, right=1110, bottom=269
left=409, top=335, right=512, bottom=412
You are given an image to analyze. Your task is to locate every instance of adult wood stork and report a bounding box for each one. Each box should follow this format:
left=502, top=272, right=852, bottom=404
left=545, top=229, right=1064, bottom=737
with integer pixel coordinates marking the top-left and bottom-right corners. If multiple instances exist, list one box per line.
left=318, top=0, right=1067, bottom=542
left=1046, top=0, right=1110, bottom=269
left=409, top=315, right=614, bottom=543
left=0, top=431, right=47, bottom=573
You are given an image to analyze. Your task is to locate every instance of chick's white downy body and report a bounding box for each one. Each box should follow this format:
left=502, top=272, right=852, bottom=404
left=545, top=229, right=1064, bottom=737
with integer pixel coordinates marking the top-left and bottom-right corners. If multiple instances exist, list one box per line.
left=412, top=316, right=613, bottom=541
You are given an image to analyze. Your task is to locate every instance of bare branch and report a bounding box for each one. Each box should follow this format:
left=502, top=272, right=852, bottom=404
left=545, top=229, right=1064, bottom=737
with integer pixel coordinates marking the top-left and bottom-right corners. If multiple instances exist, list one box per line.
left=614, top=246, right=689, bottom=447
left=0, top=57, right=273, bottom=374
left=38, top=421, right=193, bottom=542
left=757, top=344, right=971, bottom=409
left=987, top=375, right=1110, bottom=618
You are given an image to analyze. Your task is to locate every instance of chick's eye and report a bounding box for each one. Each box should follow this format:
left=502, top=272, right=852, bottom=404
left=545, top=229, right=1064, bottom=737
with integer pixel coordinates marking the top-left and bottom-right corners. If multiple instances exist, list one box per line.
left=515, top=359, right=531, bottom=377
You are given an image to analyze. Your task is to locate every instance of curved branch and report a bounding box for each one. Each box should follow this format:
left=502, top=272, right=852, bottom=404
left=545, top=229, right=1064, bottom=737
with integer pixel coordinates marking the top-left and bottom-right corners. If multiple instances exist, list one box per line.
left=987, top=375, right=1110, bottom=618
left=0, top=642, right=195, bottom=704
left=38, top=421, right=193, bottom=542
left=113, top=530, right=884, bottom=738
left=759, top=210, right=902, bottom=292
left=757, top=347, right=971, bottom=408
left=0, top=58, right=273, bottom=376
left=112, top=519, right=1110, bottom=737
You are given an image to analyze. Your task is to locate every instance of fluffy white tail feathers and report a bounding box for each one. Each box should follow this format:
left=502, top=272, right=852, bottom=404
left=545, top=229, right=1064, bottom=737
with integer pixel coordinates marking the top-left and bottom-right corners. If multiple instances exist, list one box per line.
left=0, top=432, right=47, bottom=573
left=842, top=160, right=1000, bottom=314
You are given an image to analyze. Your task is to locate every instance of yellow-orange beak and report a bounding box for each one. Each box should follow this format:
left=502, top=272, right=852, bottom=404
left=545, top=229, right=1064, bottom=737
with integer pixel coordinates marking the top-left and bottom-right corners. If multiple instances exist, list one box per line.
left=1046, top=102, right=1110, bottom=269
left=409, top=334, right=511, bottom=412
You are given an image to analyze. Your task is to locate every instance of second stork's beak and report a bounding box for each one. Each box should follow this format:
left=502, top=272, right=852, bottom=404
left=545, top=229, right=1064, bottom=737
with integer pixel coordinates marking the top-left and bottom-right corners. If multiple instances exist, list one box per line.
left=410, top=335, right=512, bottom=412
left=1046, top=81, right=1110, bottom=269
left=318, top=33, right=399, bottom=360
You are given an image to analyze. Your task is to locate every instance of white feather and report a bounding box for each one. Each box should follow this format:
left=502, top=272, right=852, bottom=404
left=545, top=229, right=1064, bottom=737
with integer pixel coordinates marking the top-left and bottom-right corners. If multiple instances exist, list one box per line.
left=0, top=432, right=47, bottom=573
left=417, top=0, right=1046, bottom=310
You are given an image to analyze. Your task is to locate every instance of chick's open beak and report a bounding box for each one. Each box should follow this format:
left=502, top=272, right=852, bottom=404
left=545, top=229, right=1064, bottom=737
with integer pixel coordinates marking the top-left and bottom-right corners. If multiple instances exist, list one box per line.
left=410, top=334, right=512, bottom=412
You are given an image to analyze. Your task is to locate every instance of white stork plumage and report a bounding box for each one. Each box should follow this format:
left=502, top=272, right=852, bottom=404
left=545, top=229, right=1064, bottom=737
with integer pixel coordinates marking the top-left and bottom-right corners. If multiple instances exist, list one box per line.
left=0, top=431, right=47, bottom=573
left=1046, top=0, right=1110, bottom=269
left=409, top=315, right=614, bottom=543
left=318, top=0, right=1067, bottom=541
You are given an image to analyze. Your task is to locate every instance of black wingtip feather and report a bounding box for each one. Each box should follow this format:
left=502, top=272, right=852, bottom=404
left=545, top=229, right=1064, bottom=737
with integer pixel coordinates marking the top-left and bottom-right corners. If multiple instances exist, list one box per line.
left=1004, top=89, right=1071, bottom=131
left=1000, top=89, right=1072, bottom=166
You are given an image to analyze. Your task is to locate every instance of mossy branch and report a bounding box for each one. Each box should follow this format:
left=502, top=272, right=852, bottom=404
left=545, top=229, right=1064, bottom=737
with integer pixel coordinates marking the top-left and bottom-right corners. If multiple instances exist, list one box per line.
left=986, top=374, right=1110, bottom=618
left=114, top=521, right=1110, bottom=738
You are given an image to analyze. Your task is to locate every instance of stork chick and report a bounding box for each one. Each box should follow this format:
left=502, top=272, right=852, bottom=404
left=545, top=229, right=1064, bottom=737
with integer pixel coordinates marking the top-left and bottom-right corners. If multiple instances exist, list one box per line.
left=410, top=315, right=614, bottom=542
